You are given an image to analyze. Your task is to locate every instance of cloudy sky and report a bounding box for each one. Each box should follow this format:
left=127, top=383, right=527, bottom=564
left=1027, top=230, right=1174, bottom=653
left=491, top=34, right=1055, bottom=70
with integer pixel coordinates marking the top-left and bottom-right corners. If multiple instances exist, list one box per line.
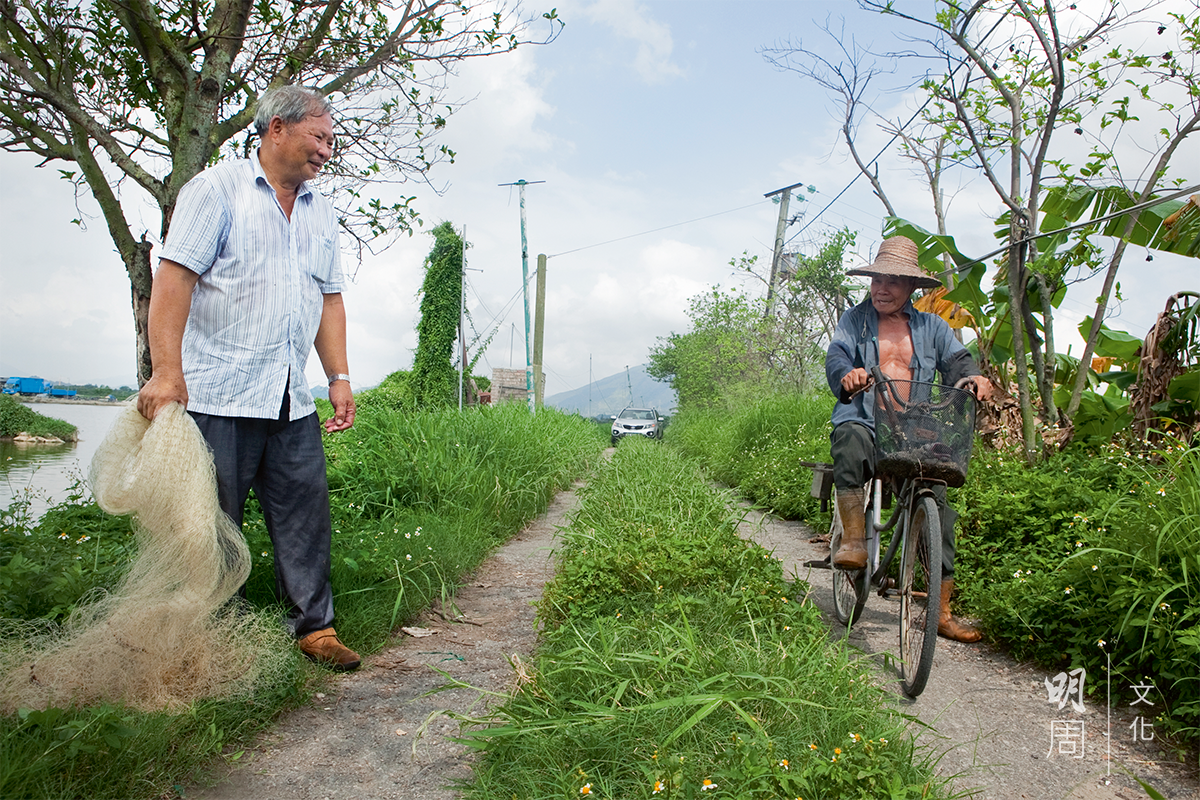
left=1, top=0, right=1196, bottom=396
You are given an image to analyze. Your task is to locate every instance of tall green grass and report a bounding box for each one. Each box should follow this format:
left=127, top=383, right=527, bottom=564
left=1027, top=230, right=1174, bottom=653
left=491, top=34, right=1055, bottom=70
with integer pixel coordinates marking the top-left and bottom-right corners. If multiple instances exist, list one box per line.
left=668, top=392, right=834, bottom=519
left=461, top=440, right=946, bottom=800
left=0, top=400, right=604, bottom=799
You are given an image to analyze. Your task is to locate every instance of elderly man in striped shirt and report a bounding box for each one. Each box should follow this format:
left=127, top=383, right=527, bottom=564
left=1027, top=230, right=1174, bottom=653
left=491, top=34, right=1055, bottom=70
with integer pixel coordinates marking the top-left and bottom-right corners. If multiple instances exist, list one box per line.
left=138, top=85, right=361, bottom=671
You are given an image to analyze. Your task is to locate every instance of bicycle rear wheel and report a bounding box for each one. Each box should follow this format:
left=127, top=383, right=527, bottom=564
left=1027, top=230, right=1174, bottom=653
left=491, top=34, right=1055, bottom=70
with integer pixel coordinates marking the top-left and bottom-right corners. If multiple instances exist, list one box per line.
left=831, top=488, right=869, bottom=627
left=899, top=494, right=942, bottom=697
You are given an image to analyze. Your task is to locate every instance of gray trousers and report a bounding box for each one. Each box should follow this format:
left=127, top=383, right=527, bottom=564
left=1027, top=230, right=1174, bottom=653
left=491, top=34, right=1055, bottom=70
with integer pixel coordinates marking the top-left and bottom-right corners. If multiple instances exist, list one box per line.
left=831, top=421, right=958, bottom=579
left=191, top=393, right=335, bottom=638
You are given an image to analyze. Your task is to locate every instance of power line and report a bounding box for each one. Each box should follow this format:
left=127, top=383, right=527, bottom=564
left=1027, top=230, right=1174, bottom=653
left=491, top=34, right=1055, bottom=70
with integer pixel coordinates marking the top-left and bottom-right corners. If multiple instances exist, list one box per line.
left=547, top=200, right=769, bottom=259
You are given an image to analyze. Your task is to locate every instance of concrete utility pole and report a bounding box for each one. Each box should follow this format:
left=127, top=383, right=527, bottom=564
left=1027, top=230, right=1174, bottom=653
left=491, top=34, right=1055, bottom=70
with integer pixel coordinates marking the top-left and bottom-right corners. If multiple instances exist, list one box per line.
left=533, top=253, right=547, bottom=410
left=499, top=179, right=544, bottom=413
left=765, top=181, right=806, bottom=317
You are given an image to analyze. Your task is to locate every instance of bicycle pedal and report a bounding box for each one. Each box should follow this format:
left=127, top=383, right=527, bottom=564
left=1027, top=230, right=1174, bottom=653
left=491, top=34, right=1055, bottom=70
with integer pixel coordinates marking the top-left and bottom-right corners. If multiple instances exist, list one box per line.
left=876, top=577, right=896, bottom=597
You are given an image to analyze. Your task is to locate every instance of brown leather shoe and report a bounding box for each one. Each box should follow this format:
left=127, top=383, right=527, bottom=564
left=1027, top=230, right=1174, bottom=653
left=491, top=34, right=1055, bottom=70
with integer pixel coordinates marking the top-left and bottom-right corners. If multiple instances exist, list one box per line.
left=298, top=627, right=361, bottom=671
left=937, top=579, right=982, bottom=643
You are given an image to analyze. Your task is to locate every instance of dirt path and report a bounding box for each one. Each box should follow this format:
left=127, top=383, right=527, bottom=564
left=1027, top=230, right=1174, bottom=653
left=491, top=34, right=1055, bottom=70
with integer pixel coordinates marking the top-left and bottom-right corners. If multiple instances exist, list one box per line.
left=190, top=481, right=581, bottom=800
left=740, top=505, right=1199, bottom=800
left=188, top=479, right=1198, bottom=800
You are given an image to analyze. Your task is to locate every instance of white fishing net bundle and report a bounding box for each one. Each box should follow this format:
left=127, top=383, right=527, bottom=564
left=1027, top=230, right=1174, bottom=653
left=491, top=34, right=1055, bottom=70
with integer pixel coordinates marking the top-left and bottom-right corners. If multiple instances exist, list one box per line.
left=0, top=402, right=292, bottom=712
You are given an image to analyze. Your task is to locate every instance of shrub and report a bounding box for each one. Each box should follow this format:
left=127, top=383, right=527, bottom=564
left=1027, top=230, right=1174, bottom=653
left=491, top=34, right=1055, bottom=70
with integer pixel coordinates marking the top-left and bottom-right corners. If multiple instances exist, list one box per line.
left=668, top=393, right=834, bottom=520
left=0, top=395, right=77, bottom=441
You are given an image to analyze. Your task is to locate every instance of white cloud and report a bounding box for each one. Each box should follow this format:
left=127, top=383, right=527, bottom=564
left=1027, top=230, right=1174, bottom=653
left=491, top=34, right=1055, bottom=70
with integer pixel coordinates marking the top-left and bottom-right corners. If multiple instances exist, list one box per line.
left=582, top=0, right=684, bottom=85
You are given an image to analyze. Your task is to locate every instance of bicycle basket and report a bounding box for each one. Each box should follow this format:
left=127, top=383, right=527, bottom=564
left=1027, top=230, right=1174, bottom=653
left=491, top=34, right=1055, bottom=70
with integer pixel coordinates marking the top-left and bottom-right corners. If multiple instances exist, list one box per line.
left=873, top=379, right=976, bottom=488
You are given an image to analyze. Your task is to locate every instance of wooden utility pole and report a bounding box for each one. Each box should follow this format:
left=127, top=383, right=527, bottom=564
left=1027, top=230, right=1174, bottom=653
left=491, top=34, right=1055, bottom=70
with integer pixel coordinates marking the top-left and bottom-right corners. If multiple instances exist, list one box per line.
left=533, top=253, right=547, bottom=410
left=764, top=181, right=805, bottom=317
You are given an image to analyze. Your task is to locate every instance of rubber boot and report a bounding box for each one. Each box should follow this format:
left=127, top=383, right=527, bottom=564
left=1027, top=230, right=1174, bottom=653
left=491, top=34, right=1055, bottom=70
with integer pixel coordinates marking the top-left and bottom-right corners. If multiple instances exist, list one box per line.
left=833, top=488, right=868, bottom=570
left=937, top=579, right=982, bottom=643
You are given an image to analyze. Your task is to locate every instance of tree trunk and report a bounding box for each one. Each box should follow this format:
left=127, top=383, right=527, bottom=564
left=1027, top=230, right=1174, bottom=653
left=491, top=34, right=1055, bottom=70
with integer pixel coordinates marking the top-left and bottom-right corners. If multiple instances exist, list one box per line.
left=1008, top=239, right=1038, bottom=464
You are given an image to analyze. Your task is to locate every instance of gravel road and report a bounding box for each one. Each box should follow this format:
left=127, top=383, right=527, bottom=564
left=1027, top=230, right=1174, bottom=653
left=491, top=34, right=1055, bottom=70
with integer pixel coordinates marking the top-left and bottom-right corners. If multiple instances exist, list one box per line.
left=187, top=478, right=1199, bottom=800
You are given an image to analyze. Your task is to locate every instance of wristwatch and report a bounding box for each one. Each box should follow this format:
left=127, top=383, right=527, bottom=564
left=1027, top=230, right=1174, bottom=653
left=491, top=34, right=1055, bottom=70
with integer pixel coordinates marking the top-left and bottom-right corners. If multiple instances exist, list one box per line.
left=327, top=374, right=351, bottom=385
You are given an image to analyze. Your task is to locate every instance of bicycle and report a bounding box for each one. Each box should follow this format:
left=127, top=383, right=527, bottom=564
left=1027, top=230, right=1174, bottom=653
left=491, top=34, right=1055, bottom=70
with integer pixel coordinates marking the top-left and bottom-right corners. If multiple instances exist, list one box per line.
left=810, top=366, right=978, bottom=698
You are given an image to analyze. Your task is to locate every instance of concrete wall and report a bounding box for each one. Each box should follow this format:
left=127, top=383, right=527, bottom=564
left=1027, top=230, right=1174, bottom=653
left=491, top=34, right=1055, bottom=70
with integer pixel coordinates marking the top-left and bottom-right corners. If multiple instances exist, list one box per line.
left=491, top=368, right=530, bottom=405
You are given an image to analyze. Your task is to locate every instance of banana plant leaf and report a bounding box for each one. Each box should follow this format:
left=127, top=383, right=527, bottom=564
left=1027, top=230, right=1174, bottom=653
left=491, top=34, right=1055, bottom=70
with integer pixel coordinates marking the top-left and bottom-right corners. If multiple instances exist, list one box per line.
left=1040, top=186, right=1200, bottom=258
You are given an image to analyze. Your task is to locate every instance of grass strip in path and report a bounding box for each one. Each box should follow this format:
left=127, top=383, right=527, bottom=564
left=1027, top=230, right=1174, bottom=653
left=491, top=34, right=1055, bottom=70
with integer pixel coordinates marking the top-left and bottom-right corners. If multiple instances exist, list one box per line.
left=462, top=440, right=946, bottom=800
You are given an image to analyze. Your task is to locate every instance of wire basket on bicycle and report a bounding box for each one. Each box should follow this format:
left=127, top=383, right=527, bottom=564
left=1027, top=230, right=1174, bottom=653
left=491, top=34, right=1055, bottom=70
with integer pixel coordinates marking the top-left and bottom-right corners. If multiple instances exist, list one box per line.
left=873, top=378, right=976, bottom=488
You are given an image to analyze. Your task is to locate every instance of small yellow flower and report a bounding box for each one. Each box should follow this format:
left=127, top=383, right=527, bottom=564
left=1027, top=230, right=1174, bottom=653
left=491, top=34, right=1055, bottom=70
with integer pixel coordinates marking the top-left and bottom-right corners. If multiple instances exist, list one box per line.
left=580, top=783, right=591, bottom=795
left=808, top=743, right=818, bottom=750
left=653, top=780, right=664, bottom=794
left=701, top=778, right=717, bottom=791
left=778, top=759, right=789, bottom=770
left=834, top=748, right=842, bottom=755
left=1064, top=587, right=1072, bottom=594
left=850, top=732, right=861, bottom=742
left=1097, top=639, right=1106, bottom=647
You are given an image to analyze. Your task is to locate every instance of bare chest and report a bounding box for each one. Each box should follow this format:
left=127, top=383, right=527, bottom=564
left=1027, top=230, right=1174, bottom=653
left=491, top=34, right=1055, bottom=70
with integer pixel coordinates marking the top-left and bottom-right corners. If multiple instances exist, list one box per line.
left=877, top=316, right=914, bottom=380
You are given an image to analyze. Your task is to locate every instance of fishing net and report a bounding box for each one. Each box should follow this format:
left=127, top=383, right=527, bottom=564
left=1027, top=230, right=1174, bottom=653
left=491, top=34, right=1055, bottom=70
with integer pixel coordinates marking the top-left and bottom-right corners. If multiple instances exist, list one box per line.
left=0, top=402, right=292, bottom=712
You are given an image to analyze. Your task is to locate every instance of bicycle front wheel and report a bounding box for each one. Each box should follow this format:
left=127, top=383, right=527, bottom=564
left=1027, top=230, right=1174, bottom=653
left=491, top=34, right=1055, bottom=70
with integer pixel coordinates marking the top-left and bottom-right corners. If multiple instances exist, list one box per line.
left=899, top=494, right=942, bottom=697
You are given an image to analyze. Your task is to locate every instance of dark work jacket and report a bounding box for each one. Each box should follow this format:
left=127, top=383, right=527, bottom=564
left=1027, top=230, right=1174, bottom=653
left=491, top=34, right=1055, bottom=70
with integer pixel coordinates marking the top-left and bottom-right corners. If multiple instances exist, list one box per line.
left=825, top=297, right=979, bottom=431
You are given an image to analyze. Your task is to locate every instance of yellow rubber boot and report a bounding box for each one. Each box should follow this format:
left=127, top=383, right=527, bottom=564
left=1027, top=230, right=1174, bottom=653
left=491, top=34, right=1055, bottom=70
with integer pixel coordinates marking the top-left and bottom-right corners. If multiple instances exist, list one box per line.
left=833, top=488, right=868, bottom=570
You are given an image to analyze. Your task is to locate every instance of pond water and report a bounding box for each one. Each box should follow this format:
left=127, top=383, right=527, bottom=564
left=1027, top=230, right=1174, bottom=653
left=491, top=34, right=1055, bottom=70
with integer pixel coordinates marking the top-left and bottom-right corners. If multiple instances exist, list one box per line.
left=1, top=402, right=126, bottom=520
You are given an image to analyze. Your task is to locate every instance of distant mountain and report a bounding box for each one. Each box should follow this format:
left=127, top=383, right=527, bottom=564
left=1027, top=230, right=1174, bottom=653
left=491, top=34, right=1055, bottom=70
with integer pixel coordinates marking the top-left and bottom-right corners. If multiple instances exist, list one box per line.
left=545, top=364, right=676, bottom=418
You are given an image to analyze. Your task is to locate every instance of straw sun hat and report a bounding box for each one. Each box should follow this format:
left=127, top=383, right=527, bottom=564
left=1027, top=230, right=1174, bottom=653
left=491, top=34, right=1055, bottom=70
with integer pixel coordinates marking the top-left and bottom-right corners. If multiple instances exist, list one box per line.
left=846, top=235, right=942, bottom=290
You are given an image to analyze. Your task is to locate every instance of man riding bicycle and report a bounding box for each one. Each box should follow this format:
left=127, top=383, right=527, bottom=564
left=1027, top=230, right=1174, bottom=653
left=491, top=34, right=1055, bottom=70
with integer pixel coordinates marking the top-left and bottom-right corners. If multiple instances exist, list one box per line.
left=825, top=236, right=991, bottom=643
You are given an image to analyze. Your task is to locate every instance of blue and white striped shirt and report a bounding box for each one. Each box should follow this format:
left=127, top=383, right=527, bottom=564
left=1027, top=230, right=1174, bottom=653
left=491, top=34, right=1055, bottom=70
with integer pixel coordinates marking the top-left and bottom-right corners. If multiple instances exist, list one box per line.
left=160, top=151, right=344, bottom=421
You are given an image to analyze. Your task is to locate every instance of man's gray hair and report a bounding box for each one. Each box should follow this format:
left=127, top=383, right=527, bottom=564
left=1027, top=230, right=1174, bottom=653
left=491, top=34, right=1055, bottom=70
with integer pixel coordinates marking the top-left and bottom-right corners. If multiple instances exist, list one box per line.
left=254, top=86, right=333, bottom=135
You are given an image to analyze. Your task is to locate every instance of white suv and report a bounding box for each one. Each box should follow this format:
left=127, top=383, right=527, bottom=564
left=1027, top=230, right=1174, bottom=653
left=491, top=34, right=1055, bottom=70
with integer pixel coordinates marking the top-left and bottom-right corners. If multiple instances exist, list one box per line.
left=611, top=407, right=663, bottom=445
